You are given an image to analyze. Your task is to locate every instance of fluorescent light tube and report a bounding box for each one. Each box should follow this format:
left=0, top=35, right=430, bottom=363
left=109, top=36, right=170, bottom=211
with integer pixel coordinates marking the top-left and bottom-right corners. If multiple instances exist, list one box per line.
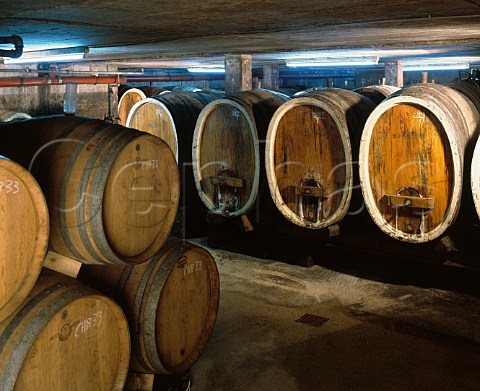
left=4, top=53, right=85, bottom=64
left=403, top=63, right=470, bottom=71
left=187, top=67, right=225, bottom=73
left=286, top=57, right=379, bottom=68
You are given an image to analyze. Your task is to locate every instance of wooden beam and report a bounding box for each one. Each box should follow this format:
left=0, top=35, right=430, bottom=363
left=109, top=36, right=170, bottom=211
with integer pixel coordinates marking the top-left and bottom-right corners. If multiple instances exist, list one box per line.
left=385, top=194, right=435, bottom=209
left=43, top=251, right=83, bottom=278
left=225, top=54, right=252, bottom=95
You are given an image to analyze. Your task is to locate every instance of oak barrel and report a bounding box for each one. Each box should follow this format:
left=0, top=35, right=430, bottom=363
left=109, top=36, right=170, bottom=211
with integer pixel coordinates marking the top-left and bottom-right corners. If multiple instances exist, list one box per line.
left=193, top=89, right=289, bottom=218
left=0, top=156, right=49, bottom=322
left=118, top=86, right=170, bottom=126
left=0, top=115, right=180, bottom=264
left=359, top=83, right=479, bottom=243
left=0, top=269, right=130, bottom=391
left=0, top=109, right=31, bottom=122
left=353, top=85, right=400, bottom=105
left=126, top=91, right=222, bottom=237
left=266, top=88, right=376, bottom=229
left=78, top=239, right=220, bottom=375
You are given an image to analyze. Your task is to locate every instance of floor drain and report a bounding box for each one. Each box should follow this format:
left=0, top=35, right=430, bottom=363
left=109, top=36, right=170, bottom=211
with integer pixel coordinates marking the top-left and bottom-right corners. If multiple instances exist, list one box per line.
left=295, top=313, right=329, bottom=328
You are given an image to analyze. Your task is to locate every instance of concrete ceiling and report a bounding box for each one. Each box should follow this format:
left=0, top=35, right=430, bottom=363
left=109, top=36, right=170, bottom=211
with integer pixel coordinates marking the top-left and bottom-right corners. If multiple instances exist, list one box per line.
left=2, top=1, right=480, bottom=67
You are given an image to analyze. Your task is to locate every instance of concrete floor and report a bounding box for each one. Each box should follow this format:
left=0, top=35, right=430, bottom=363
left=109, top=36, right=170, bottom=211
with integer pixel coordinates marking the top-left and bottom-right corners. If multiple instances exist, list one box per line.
left=186, top=240, right=480, bottom=391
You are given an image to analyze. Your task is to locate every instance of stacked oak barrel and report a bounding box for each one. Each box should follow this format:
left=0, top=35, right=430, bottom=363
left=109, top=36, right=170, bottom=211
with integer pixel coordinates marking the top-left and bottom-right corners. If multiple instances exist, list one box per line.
left=0, top=114, right=220, bottom=390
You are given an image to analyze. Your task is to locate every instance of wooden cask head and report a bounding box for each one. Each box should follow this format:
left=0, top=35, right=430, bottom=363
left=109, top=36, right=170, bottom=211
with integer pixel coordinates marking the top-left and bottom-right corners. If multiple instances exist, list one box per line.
left=0, top=157, right=49, bottom=322
left=0, top=270, right=130, bottom=391
left=360, top=84, right=478, bottom=242
left=118, top=88, right=147, bottom=126
left=193, top=89, right=288, bottom=217
left=126, top=91, right=215, bottom=164
left=78, top=240, right=220, bottom=375
left=266, top=88, right=375, bottom=229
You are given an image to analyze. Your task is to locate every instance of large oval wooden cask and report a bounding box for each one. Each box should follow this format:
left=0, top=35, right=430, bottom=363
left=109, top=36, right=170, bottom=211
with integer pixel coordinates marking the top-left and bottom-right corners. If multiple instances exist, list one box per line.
left=0, top=156, right=49, bottom=322
left=78, top=240, right=220, bottom=375
left=266, top=88, right=375, bottom=229
left=126, top=91, right=221, bottom=237
left=118, top=86, right=170, bottom=126
left=193, top=89, right=289, bottom=218
left=353, top=85, right=400, bottom=105
left=0, top=270, right=130, bottom=391
left=0, top=115, right=180, bottom=264
left=359, top=84, right=479, bottom=243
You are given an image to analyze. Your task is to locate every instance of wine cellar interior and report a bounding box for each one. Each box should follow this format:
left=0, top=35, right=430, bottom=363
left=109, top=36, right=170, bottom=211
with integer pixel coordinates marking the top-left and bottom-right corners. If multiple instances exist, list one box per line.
left=1, top=2, right=480, bottom=390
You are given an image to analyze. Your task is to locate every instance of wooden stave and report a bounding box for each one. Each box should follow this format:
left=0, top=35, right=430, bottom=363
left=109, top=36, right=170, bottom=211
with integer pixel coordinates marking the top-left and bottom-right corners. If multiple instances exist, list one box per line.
left=0, top=115, right=180, bottom=264
left=265, top=88, right=376, bottom=229
left=359, top=83, right=479, bottom=243
left=78, top=239, right=220, bottom=375
left=0, top=269, right=130, bottom=391
left=0, top=157, right=49, bottom=323
left=353, top=85, right=400, bottom=105
left=192, top=89, right=289, bottom=218
left=126, top=91, right=216, bottom=162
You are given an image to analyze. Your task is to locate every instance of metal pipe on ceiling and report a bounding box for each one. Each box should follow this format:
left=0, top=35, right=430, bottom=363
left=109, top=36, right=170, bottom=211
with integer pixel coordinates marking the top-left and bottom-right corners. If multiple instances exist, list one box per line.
left=0, top=35, right=23, bottom=59
left=0, top=75, right=126, bottom=87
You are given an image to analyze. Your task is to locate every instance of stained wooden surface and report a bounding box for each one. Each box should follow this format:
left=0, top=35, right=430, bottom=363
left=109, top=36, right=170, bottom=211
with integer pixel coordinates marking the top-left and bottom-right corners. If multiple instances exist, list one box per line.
left=0, top=116, right=180, bottom=264
left=193, top=90, right=288, bottom=218
left=197, top=102, right=256, bottom=215
left=0, top=157, right=49, bottom=323
left=266, top=88, right=375, bottom=229
left=118, top=88, right=146, bottom=126
left=78, top=240, right=220, bottom=375
left=127, top=99, right=178, bottom=156
left=273, top=105, right=345, bottom=224
left=368, top=104, right=452, bottom=236
left=360, top=84, right=479, bottom=242
left=0, top=270, right=130, bottom=391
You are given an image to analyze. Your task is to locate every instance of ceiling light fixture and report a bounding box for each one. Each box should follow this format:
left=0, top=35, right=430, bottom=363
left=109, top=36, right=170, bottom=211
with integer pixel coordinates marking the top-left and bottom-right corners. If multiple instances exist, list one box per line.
left=187, top=67, right=225, bottom=73
left=3, top=46, right=88, bottom=64
left=403, top=63, right=470, bottom=71
left=286, top=56, right=379, bottom=68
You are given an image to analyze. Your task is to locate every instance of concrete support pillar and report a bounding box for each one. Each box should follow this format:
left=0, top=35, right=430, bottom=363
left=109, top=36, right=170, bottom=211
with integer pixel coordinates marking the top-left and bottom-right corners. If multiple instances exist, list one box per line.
left=224, top=54, right=252, bottom=95
left=385, top=60, right=403, bottom=87
left=263, top=64, right=279, bottom=90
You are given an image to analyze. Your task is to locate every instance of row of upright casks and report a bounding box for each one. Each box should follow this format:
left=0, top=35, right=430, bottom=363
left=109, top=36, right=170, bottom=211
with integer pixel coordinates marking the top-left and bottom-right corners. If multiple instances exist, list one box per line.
left=0, top=114, right=220, bottom=389
left=188, top=83, right=480, bottom=244
left=117, top=83, right=480, bottom=244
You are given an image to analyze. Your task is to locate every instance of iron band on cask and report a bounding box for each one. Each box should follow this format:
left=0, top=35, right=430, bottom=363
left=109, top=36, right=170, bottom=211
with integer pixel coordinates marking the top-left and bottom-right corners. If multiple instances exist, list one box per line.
left=0, top=270, right=130, bottom=391
left=265, top=88, right=375, bottom=229
left=359, top=84, right=479, bottom=243
left=0, top=115, right=180, bottom=264
left=0, top=156, right=49, bottom=322
left=78, top=239, right=220, bottom=375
